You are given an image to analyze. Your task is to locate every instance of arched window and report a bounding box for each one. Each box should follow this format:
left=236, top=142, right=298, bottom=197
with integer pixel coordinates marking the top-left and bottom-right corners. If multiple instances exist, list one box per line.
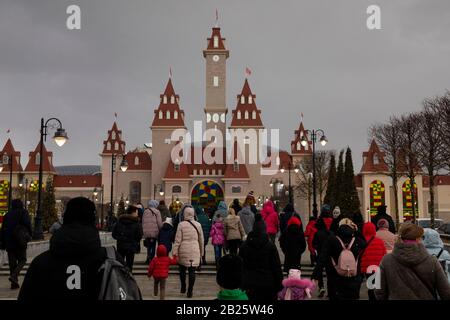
left=166, top=111, right=171, bottom=119
left=249, top=95, right=253, bottom=104
left=134, top=156, right=139, bottom=166
left=237, top=111, right=241, bottom=119
left=170, top=95, right=175, bottom=104
left=297, top=142, right=301, bottom=150
left=252, top=111, right=256, bottom=119
left=213, top=36, right=219, bottom=48
left=174, top=111, right=178, bottom=119
left=111, top=131, right=116, bottom=139
left=129, top=181, right=142, bottom=204
left=159, top=111, right=163, bottom=119
left=244, top=111, right=249, bottom=119
left=240, top=96, right=245, bottom=104
left=35, top=153, right=40, bottom=165
left=107, top=142, right=111, bottom=150
left=163, top=95, right=167, bottom=104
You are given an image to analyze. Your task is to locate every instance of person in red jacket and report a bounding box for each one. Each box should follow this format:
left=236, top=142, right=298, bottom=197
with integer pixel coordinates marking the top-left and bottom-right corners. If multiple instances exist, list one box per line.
left=147, top=244, right=177, bottom=300
left=304, top=216, right=317, bottom=266
left=260, top=200, right=279, bottom=243
left=360, top=222, right=387, bottom=300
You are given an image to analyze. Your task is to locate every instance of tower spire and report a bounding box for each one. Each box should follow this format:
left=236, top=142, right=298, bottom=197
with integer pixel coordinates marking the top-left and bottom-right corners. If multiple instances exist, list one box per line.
left=215, top=9, right=219, bottom=27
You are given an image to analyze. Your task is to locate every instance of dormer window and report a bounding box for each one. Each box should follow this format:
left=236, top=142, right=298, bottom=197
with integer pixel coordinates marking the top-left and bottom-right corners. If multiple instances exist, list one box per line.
left=111, top=132, right=116, bottom=139
left=237, top=111, right=241, bottom=119
left=134, top=156, right=139, bottom=166
left=252, top=111, right=256, bottom=119
left=249, top=95, right=253, bottom=104
left=245, top=111, right=249, bottom=119
left=213, top=36, right=219, bottom=48
left=213, top=76, right=219, bottom=87
left=107, top=142, right=111, bottom=150
left=170, top=95, right=175, bottom=104
left=163, top=95, right=167, bottom=104
left=240, top=96, right=245, bottom=104
left=297, top=142, right=301, bottom=150
left=159, top=111, right=163, bottom=119
left=174, top=111, right=178, bottom=119
left=166, top=111, right=171, bottom=119
left=373, top=154, right=379, bottom=165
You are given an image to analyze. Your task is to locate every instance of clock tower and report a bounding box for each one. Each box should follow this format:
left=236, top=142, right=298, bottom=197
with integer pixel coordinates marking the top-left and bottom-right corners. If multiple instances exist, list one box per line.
left=203, top=23, right=229, bottom=146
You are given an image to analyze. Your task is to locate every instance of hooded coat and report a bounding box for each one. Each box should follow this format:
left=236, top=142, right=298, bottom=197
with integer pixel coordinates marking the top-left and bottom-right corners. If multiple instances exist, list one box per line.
left=423, top=228, right=450, bottom=282
left=360, top=222, right=387, bottom=274
left=239, top=228, right=283, bottom=300
left=215, top=201, right=229, bottom=220
left=224, top=214, right=246, bottom=241
left=279, top=203, right=301, bottom=234
left=112, top=214, right=143, bottom=253
left=172, top=208, right=204, bottom=267
left=0, top=201, right=32, bottom=251
left=157, top=203, right=171, bottom=221
left=142, top=207, right=162, bottom=239
left=375, top=242, right=450, bottom=300
left=260, top=201, right=279, bottom=236
left=147, top=244, right=177, bottom=279
left=158, top=221, right=175, bottom=253
left=279, top=220, right=306, bottom=272
left=18, top=224, right=106, bottom=301
left=210, top=219, right=226, bottom=246
left=196, top=207, right=212, bottom=243
left=238, top=205, right=255, bottom=235
left=371, top=208, right=396, bottom=234
left=278, top=277, right=315, bottom=300
left=312, top=217, right=333, bottom=255
left=376, top=227, right=396, bottom=253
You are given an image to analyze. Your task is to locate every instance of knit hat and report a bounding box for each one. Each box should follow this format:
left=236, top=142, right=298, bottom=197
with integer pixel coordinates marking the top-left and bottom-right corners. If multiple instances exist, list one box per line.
left=288, top=216, right=301, bottom=227
left=63, top=197, right=96, bottom=226
left=216, top=254, right=244, bottom=289
left=339, top=218, right=358, bottom=231
left=320, top=204, right=331, bottom=217
left=148, top=200, right=159, bottom=208
left=399, top=222, right=424, bottom=241
left=377, top=218, right=389, bottom=230
left=164, top=217, right=173, bottom=226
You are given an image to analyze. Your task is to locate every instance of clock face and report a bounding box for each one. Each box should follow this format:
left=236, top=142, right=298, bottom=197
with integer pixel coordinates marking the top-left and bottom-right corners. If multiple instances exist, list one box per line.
left=212, top=55, right=220, bottom=62
left=212, top=113, right=219, bottom=123
left=220, top=113, right=225, bottom=123
left=206, top=113, right=211, bottom=123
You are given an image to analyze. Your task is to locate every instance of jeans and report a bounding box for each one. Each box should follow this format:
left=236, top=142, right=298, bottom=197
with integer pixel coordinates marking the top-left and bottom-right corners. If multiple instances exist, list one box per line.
left=214, top=245, right=223, bottom=263
left=145, top=238, right=157, bottom=262
left=7, top=248, right=27, bottom=283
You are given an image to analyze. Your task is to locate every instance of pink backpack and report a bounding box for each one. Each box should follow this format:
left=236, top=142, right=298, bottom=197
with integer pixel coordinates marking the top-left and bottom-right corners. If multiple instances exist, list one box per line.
left=331, top=237, right=358, bottom=277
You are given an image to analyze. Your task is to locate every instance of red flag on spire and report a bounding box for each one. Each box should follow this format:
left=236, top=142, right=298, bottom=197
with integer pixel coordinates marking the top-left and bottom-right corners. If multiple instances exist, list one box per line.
left=245, top=67, right=252, bottom=77
left=301, top=112, right=304, bottom=121
left=169, top=67, right=172, bottom=78
left=114, top=112, right=117, bottom=119
left=6, top=129, right=10, bottom=134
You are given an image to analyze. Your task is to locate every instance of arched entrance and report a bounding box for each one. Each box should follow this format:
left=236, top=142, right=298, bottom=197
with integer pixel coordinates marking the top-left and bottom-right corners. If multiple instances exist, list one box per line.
left=191, top=180, right=224, bottom=212
left=402, top=179, right=418, bottom=221
left=369, top=180, right=385, bottom=217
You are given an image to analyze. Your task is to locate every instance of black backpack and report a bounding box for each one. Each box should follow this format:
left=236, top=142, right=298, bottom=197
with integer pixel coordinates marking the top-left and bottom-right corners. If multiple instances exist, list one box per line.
left=97, top=247, right=142, bottom=300
left=12, top=211, right=31, bottom=249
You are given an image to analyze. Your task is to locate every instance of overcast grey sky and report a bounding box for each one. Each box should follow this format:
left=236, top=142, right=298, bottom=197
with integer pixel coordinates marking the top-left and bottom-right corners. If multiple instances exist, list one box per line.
left=1, top=0, right=449, bottom=171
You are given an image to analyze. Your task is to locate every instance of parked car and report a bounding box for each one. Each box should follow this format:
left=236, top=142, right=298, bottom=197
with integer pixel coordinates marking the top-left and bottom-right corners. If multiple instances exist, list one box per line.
left=437, top=223, right=450, bottom=235
left=417, top=218, right=444, bottom=230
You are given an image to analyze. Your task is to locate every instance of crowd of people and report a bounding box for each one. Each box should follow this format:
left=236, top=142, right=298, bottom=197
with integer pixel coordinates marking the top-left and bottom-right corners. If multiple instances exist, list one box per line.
left=1, top=192, right=450, bottom=301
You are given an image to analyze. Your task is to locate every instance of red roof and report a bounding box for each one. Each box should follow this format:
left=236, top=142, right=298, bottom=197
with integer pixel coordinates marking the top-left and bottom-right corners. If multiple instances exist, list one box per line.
left=423, top=175, right=450, bottom=187
left=223, top=164, right=250, bottom=180
left=230, top=79, right=264, bottom=128
left=291, top=121, right=312, bottom=155
left=262, top=150, right=292, bottom=169
left=0, top=139, right=23, bottom=172
left=102, top=122, right=126, bottom=154
left=24, top=142, right=55, bottom=172
left=360, top=139, right=388, bottom=173
left=151, top=79, right=186, bottom=128
left=125, top=151, right=152, bottom=171
left=205, top=27, right=228, bottom=52
left=53, top=175, right=102, bottom=188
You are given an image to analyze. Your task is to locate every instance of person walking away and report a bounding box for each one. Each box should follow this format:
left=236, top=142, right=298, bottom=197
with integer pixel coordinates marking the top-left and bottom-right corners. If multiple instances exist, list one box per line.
left=210, top=213, right=226, bottom=266
left=147, top=244, right=177, bottom=300
left=224, top=208, right=246, bottom=255
left=245, top=191, right=258, bottom=214
left=172, top=207, right=204, bottom=298
left=196, top=206, right=212, bottom=265
left=215, top=201, right=229, bottom=220
left=423, top=228, right=450, bottom=283
left=260, top=200, right=279, bottom=243
left=239, top=216, right=283, bottom=301
left=304, top=216, right=318, bottom=266
left=279, top=217, right=306, bottom=273
left=278, top=269, right=315, bottom=300
left=376, top=219, right=396, bottom=253
left=279, top=203, right=300, bottom=234
left=231, top=199, right=242, bottom=216
left=375, top=223, right=450, bottom=300
left=18, top=198, right=111, bottom=300
left=216, top=254, right=248, bottom=300
left=360, top=222, right=387, bottom=300
left=136, top=203, right=145, bottom=222
left=158, top=217, right=175, bottom=253
left=49, top=216, right=63, bottom=235
left=142, top=200, right=163, bottom=264
left=238, top=196, right=255, bottom=235
left=0, top=199, right=32, bottom=289
left=112, top=205, right=143, bottom=271
left=157, top=200, right=171, bottom=220
left=371, top=205, right=396, bottom=234
left=312, top=222, right=366, bottom=300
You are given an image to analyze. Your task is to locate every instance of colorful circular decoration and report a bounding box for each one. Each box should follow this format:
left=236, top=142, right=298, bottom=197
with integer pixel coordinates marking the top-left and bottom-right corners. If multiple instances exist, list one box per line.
left=369, top=180, right=385, bottom=217
left=191, top=180, right=224, bottom=212
left=402, top=179, right=418, bottom=220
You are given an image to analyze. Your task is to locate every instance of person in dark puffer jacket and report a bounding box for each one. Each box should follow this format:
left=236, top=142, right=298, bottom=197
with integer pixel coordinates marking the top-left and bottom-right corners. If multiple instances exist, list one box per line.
left=158, top=217, right=175, bottom=253
left=279, top=217, right=306, bottom=273
left=147, top=244, right=177, bottom=300
left=360, top=222, right=387, bottom=300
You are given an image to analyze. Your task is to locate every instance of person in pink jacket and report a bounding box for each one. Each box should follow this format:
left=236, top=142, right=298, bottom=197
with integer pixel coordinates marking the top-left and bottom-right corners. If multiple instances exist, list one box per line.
left=260, top=200, right=279, bottom=242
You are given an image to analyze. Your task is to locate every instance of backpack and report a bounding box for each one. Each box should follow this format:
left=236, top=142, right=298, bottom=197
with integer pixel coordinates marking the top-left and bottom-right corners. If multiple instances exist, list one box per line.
left=12, top=211, right=31, bottom=249
left=98, top=247, right=142, bottom=300
left=331, top=236, right=358, bottom=277
left=435, top=249, right=449, bottom=276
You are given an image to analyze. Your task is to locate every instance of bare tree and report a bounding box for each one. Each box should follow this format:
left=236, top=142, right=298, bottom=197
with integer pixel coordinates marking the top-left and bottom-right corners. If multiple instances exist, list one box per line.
left=434, top=91, right=450, bottom=169
left=416, top=98, right=446, bottom=228
left=370, top=117, right=403, bottom=227
left=398, top=113, right=421, bottom=223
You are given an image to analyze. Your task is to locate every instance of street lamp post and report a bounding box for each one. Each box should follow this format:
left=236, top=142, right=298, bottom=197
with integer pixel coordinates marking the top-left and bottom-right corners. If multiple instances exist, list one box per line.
left=0, top=154, right=13, bottom=212
left=280, top=155, right=300, bottom=206
left=301, top=129, right=327, bottom=218
left=153, top=184, right=165, bottom=199
left=34, top=118, right=68, bottom=240
left=109, top=153, right=128, bottom=218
